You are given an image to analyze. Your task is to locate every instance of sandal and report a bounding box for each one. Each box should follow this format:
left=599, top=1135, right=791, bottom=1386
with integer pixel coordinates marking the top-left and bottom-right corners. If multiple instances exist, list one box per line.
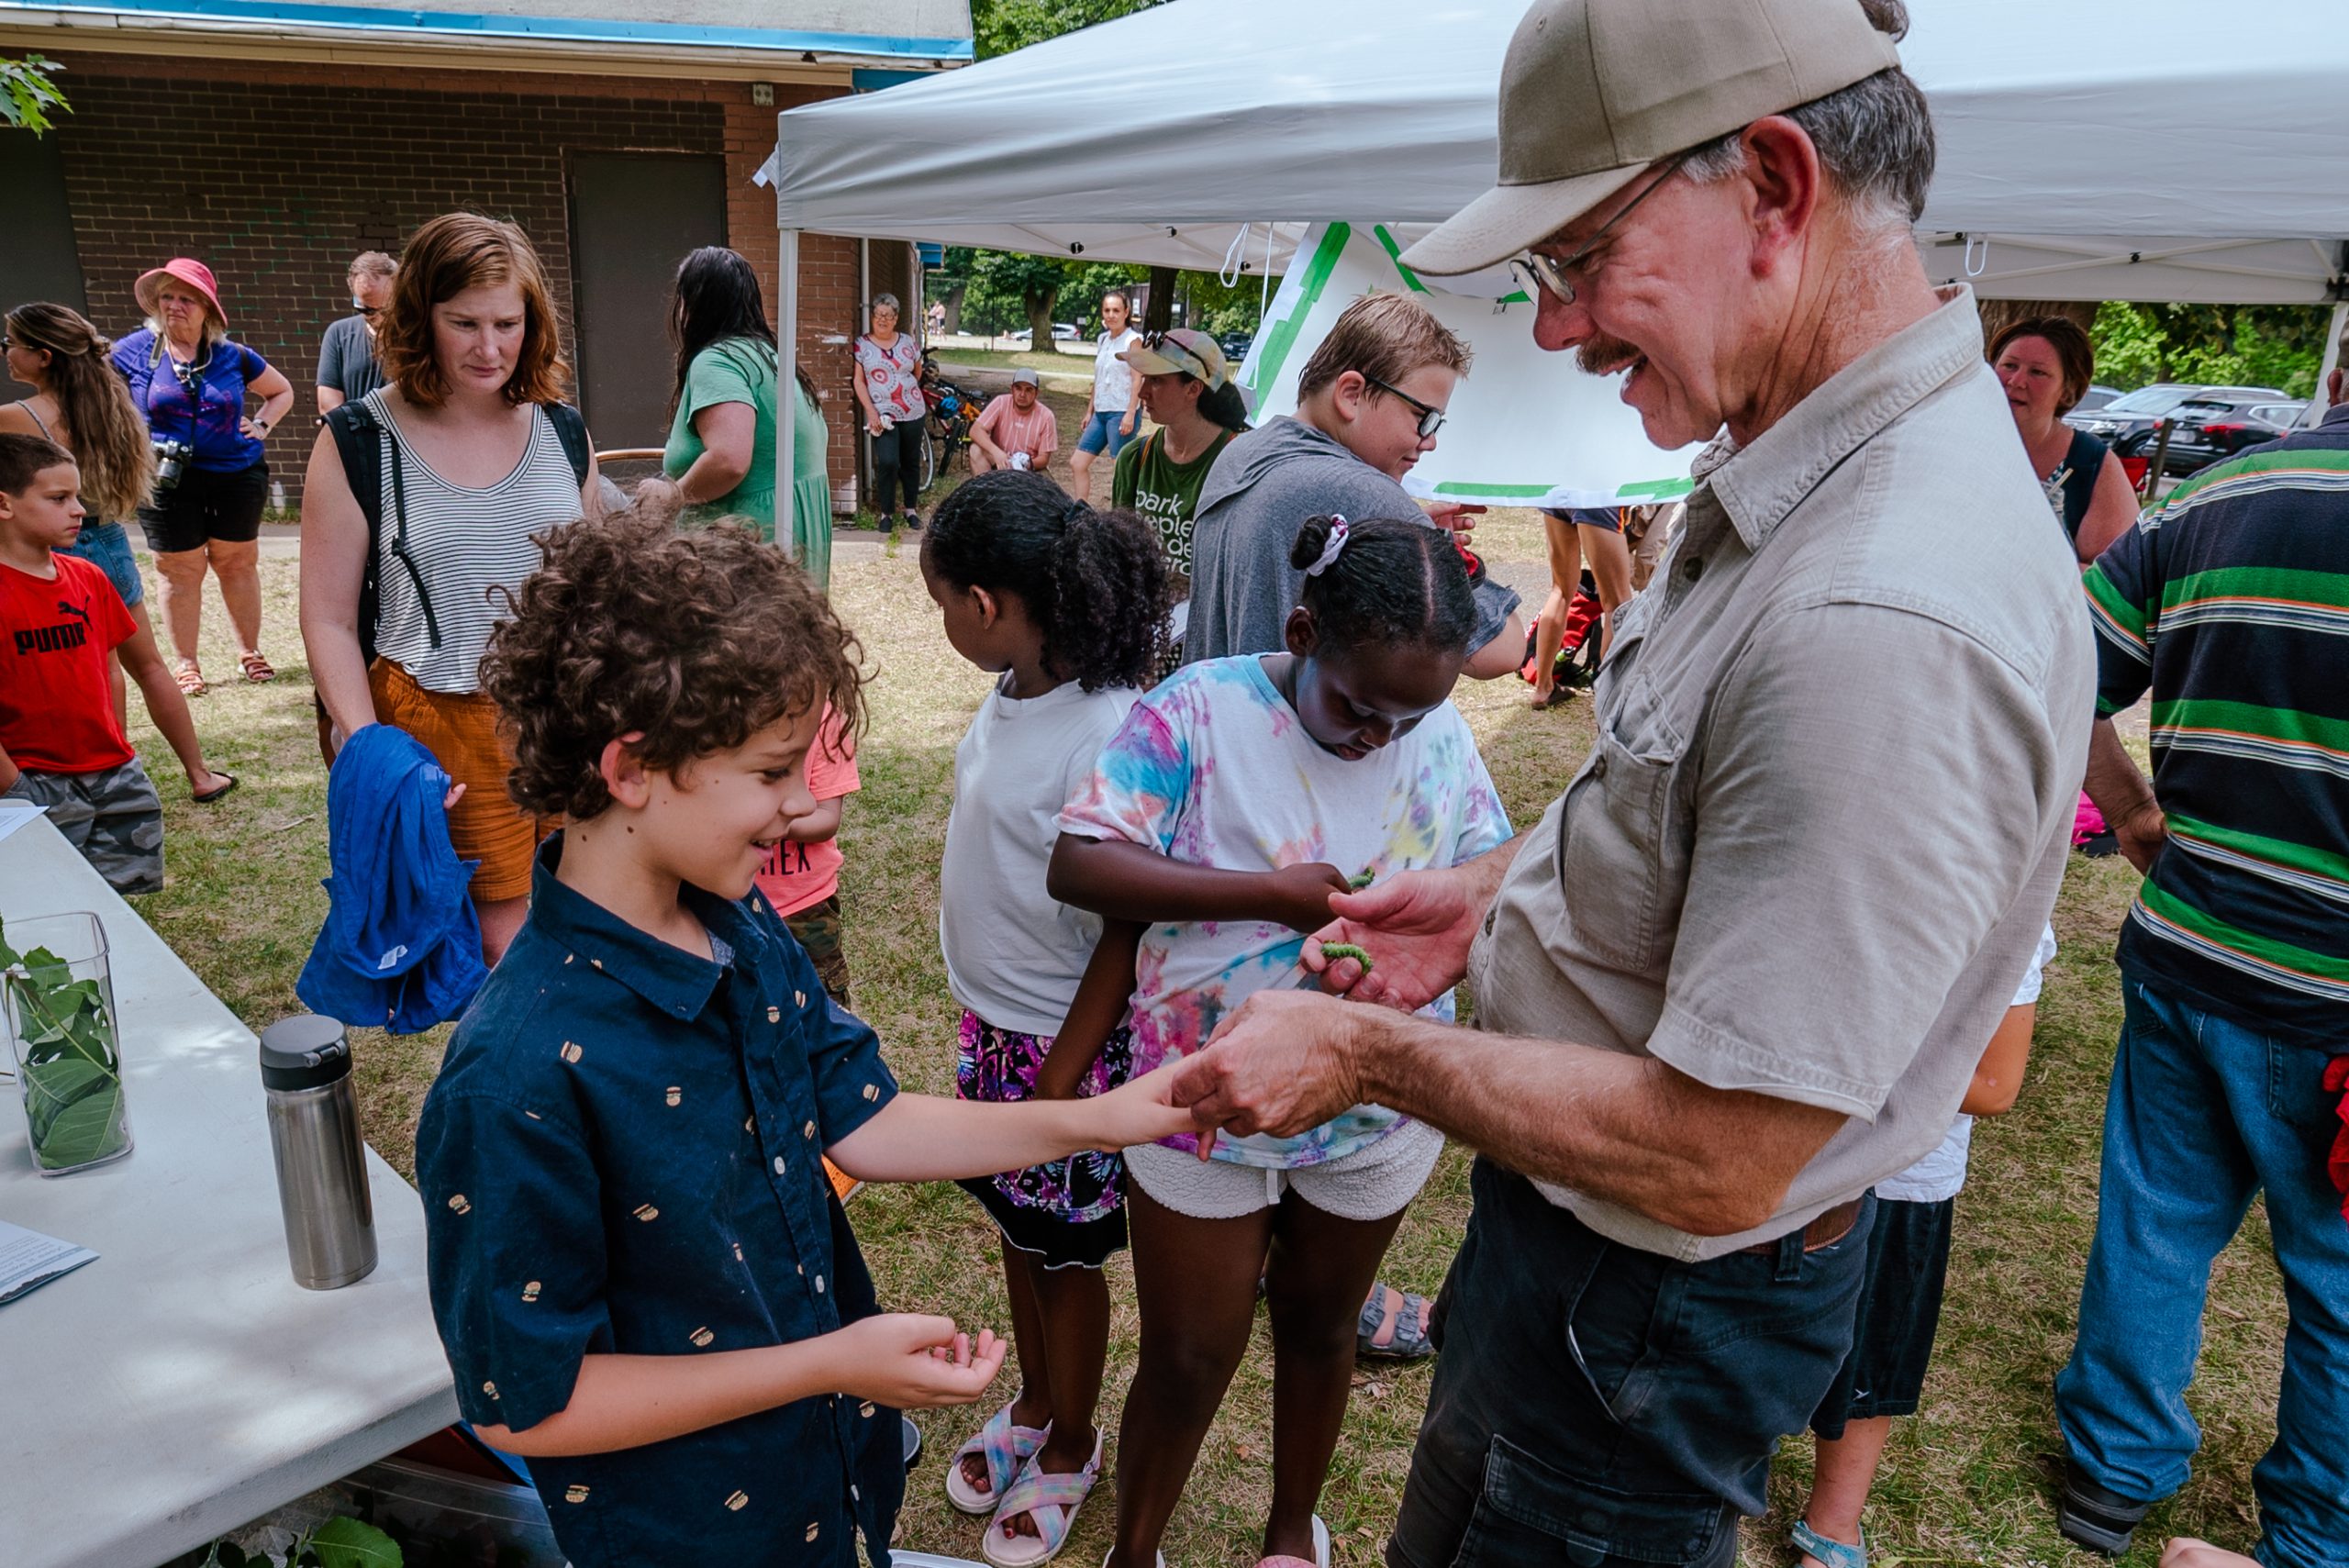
left=1793, top=1519, right=1867, bottom=1568
left=173, top=659, right=207, bottom=697
left=945, top=1401, right=1049, bottom=1515
left=1357, top=1284, right=1435, bottom=1362
left=983, top=1432, right=1102, bottom=1567
left=239, top=651, right=276, bottom=684
left=193, top=772, right=239, bottom=805
left=1258, top=1515, right=1331, bottom=1568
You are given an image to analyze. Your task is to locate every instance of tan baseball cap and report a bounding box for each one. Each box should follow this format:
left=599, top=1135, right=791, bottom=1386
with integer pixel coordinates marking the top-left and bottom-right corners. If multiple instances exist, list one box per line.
left=1399, top=0, right=1901, bottom=276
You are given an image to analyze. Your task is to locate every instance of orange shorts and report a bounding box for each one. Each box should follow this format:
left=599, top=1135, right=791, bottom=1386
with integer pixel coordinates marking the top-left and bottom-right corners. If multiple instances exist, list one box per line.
left=368, top=659, right=553, bottom=903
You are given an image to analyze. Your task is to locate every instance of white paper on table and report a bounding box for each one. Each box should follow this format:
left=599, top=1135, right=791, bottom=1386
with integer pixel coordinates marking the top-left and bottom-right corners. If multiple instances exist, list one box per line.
left=0, top=1218, right=98, bottom=1306
left=0, top=800, right=48, bottom=847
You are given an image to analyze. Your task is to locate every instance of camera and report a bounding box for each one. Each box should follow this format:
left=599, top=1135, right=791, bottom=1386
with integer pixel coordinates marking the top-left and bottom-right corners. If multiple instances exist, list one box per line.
left=151, top=438, right=193, bottom=494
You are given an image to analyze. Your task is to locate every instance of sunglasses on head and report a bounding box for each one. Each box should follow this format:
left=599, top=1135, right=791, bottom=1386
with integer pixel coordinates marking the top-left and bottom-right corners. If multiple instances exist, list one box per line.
left=1509, top=152, right=1689, bottom=307
left=1360, top=373, right=1446, bottom=440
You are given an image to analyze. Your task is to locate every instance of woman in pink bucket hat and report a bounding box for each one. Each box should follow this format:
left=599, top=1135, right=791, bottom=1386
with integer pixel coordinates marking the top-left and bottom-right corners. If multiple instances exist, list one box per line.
left=114, top=256, right=294, bottom=694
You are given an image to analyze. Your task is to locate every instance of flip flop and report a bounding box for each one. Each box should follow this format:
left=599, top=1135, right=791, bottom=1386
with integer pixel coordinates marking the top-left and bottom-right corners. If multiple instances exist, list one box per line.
left=1793, top=1519, right=1867, bottom=1568
left=945, top=1402, right=1049, bottom=1515
left=193, top=773, right=238, bottom=805
left=984, top=1432, right=1103, bottom=1567
left=1257, top=1515, right=1331, bottom=1568
left=1357, top=1284, right=1435, bottom=1362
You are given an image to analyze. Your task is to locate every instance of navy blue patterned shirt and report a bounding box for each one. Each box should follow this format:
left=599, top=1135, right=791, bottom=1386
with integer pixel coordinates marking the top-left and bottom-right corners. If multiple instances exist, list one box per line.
left=417, top=835, right=905, bottom=1568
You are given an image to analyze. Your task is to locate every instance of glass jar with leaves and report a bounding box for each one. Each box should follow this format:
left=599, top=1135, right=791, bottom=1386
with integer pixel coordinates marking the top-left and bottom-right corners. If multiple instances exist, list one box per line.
left=3, top=910, right=134, bottom=1175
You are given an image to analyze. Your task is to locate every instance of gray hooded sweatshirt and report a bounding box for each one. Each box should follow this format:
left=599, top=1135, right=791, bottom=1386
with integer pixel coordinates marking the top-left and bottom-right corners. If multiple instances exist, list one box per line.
left=1183, top=416, right=1519, bottom=664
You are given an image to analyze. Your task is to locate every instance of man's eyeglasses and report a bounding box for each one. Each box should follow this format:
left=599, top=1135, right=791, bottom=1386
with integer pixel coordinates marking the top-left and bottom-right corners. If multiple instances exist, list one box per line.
left=1510, top=152, right=1688, bottom=307
left=1361, top=373, right=1446, bottom=440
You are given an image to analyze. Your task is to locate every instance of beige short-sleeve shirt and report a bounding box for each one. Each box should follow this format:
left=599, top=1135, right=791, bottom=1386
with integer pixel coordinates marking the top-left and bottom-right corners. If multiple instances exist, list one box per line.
left=1468, top=287, right=2096, bottom=1262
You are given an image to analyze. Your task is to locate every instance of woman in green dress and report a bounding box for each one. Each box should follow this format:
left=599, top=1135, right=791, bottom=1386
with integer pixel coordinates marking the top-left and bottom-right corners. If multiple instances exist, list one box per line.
left=786, top=360, right=833, bottom=593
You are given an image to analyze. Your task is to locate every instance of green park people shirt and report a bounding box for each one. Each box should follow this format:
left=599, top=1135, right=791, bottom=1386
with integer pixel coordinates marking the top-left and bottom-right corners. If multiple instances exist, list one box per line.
left=664, top=337, right=779, bottom=539
left=1112, top=426, right=1238, bottom=582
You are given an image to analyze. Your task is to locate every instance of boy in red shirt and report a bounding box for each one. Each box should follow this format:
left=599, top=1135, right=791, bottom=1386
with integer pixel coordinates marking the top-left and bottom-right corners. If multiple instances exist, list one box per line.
left=752, top=704, right=860, bottom=1005
left=0, top=434, right=167, bottom=893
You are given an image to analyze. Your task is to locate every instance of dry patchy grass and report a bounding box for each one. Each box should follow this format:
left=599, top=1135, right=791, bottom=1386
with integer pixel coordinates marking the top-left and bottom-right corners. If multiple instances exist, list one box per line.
left=122, top=517, right=2284, bottom=1567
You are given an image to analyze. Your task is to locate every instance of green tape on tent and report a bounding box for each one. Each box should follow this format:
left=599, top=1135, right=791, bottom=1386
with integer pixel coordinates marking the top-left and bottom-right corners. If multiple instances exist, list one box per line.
left=1432, top=482, right=1554, bottom=496
left=1245, top=222, right=1351, bottom=395
left=1613, top=477, right=1696, bottom=499
left=1371, top=226, right=1430, bottom=294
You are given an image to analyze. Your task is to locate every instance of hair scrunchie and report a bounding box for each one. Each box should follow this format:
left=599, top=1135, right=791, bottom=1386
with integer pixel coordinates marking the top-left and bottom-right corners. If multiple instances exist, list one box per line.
left=1303, top=515, right=1351, bottom=578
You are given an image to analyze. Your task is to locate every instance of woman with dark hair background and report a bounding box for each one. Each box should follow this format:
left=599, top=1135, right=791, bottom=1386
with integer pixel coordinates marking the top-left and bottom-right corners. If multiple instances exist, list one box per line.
left=1110, top=327, right=1249, bottom=656
left=648, top=247, right=784, bottom=546
left=1990, top=315, right=2138, bottom=565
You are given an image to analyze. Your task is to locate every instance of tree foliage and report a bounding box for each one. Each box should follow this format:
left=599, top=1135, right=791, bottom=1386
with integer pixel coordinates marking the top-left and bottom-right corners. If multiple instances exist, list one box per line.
left=973, top=0, right=1167, bottom=59
left=1, top=54, right=69, bottom=133
left=2089, top=301, right=2332, bottom=399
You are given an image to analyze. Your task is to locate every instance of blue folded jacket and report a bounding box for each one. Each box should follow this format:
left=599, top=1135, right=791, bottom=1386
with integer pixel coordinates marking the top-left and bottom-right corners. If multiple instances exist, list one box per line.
left=297, top=724, right=487, bottom=1034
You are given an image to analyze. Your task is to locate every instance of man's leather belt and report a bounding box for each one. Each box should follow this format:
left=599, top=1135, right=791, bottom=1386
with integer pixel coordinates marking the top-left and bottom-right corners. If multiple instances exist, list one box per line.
left=1738, top=1196, right=1865, bottom=1257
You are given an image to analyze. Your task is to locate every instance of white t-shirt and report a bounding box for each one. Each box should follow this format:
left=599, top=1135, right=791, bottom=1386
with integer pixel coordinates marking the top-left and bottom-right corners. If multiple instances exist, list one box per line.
left=1093, top=328, right=1139, bottom=414
left=1057, top=656, right=1511, bottom=1168
left=940, top=675, right=1141, bottom=1037
left=1877, top=923, right=2058, bottom=1204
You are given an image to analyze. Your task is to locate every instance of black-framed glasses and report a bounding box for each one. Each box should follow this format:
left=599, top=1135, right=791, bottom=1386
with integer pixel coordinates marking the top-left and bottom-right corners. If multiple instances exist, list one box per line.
left=1511, top=152, right=1690, bottom=307
left=1361, top=373, right=1446, bottom=440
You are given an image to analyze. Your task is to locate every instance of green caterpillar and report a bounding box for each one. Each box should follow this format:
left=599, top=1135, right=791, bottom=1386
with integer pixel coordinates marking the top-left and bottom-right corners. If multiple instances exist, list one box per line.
left=1320, top=943, right=1373, bottom=971
left=1349, top=872, right=1377, bottom=889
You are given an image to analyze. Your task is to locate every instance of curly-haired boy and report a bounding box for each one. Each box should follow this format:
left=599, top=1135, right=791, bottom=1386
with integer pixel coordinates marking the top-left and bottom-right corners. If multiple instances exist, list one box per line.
left=413, top=511, right=1191, bottom=1568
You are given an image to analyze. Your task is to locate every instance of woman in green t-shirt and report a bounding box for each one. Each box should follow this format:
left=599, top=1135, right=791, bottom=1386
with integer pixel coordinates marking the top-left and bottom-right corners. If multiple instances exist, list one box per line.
left=651, top=249, right=814, bottom=573
left=1110, top=328, right=1250, bottom=638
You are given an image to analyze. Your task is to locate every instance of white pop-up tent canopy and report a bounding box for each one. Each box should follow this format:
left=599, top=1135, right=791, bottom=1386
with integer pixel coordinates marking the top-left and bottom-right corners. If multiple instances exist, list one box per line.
left=763, top=0, right=2349, bottom=501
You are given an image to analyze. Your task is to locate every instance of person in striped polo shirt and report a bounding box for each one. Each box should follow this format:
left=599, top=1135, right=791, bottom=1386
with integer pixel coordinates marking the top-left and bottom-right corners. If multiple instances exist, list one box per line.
left=2054, top=323, right=2349, bottom=1568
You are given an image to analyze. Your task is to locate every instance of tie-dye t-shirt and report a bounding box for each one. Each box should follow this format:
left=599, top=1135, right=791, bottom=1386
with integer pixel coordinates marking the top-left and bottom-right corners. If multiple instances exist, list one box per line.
left=1056, top=655, right=1510, bottom=1169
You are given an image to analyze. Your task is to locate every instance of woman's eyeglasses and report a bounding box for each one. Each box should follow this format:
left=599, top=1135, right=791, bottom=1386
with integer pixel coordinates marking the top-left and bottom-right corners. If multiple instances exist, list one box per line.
left=1509, top=153, right=1688, bottom=306
left=1360, top=373, right=1446, bottom=440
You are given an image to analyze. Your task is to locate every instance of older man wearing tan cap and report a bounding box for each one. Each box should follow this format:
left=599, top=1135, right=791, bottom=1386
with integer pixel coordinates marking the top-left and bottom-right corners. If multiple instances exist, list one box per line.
left=1165, top=2, right=2095, bottom=1563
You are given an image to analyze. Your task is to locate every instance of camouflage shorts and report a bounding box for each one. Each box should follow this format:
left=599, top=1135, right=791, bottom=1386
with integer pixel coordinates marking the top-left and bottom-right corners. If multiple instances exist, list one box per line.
left=783, top=895, right=852, bottom=1007
left=6, top=759, right=165, bottom=895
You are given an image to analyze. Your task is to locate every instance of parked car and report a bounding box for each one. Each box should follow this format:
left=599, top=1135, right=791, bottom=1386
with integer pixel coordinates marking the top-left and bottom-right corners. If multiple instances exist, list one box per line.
left=1217, top=329, right=1254, bottom=364
left=997, top=322, right=1080, bottom=344
left=2149, top=398, right=2309, bottom=474
left=2071, top=384, right=2123, bottom=415
left=2066, top=383, right=2291, bottom=476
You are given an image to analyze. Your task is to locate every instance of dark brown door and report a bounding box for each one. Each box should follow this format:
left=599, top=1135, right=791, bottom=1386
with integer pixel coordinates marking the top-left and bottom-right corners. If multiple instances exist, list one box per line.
left=0, top=129, right=89, bottom=320
left=567, top=151, right=727, bottom=450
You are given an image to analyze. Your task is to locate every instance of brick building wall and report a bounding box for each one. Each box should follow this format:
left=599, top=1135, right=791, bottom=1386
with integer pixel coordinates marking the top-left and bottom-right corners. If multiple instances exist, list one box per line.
left=42, top=50, right=869, bottom=500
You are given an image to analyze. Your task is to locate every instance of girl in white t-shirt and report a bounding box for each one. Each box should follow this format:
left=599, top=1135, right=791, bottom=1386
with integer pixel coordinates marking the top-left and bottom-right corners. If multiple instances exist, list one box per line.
left=1068, top=288, right=1140, bottom=504
left=1052, top=514, right=1510, bottom=1568
left=923, top=468, right=1175, bottom=1566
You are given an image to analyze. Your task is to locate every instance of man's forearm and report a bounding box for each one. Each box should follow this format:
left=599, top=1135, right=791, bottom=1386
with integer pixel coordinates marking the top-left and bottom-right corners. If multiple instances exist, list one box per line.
left=1351, top=1009, right=1843, bottom=1236
left=2082, top=717, right=2156, bottom=824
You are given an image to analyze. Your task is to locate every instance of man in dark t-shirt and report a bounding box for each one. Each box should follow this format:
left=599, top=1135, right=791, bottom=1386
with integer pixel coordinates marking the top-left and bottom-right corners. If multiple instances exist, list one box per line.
left=316, top=251, right=395, bottom=415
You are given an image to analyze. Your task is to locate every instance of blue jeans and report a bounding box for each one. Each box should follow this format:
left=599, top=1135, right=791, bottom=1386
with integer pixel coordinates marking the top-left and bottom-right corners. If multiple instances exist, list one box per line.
left=1386, top=1160, right=1875, bottom=1568
left=2055, top=976, right=2349, bottom=1568
left=1076, top=407, right=1134, bottom=457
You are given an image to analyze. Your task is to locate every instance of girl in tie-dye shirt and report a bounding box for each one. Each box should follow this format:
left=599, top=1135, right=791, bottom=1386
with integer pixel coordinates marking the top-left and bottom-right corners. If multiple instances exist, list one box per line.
left=1052, top=513, right=1508, bottom=1568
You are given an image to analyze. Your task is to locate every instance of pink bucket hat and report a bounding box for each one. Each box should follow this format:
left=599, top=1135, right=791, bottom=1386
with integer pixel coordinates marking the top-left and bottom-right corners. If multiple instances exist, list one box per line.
left=133, top=258, right=227, bottom=328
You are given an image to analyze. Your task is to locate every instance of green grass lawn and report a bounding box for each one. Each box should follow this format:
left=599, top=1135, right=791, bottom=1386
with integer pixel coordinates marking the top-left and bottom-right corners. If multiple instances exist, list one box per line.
left=123, top=523, right=2285, bottom=1566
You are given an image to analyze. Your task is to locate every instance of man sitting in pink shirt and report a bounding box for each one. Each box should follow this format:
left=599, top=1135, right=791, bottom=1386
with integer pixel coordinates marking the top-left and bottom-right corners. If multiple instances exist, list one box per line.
left=967, top=368, right=1060, bottom=476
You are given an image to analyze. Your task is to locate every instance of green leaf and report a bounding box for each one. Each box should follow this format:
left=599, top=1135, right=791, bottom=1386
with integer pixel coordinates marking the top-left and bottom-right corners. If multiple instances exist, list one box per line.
left=20, top=1057, right=107, bottom=1144
left=30, top=1079, right=126, bottom=1170
left=306, top=1517, right=403, bottom=1568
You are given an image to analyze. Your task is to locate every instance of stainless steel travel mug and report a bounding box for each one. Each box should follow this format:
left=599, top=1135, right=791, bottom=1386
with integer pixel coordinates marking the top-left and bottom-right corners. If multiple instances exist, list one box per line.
left=260, top=1015, right=378, bottom=1290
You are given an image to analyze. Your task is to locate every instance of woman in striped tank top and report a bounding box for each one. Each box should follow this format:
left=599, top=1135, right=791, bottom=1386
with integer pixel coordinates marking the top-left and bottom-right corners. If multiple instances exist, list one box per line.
left=299, top=213, right=601, bottom=963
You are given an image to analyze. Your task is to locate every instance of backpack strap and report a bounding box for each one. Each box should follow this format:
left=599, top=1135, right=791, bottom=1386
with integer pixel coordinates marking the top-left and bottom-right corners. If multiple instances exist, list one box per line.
left=544, top=401, right=591, bottom=489
left=325, top=400, right=440, bottom=657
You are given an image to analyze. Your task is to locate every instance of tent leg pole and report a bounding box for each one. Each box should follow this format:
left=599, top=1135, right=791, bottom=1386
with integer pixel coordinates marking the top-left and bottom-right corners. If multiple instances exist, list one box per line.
left=780, top=227, right=800, bottom=547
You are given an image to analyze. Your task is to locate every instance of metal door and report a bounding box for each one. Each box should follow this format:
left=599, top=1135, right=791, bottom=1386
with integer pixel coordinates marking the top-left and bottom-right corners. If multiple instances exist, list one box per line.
left=0, top=129, right=89, bottom=319
left=566, top=151, right=727, bottom=450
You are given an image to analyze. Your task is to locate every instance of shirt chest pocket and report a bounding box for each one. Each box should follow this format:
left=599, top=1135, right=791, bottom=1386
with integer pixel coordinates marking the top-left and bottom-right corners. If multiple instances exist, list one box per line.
left=1555, top=717, right=1691, bottom=975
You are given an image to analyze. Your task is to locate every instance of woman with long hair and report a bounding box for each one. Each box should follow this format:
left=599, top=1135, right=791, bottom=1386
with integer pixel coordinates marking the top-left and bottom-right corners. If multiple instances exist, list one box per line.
left=649, top=247, right=783, bottom=541
left=3, top=302, right=236, bottom=801
left=299, top=213, right=600, bottom=963
left=112, top=258, right=295, bottom=695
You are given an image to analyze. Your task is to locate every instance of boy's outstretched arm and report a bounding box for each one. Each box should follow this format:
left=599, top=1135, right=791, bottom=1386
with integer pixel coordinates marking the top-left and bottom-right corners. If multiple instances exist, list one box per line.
left=828, top=1060, right=1193, bottom=1184
left=473, top=1315, right=1006, bottom=1458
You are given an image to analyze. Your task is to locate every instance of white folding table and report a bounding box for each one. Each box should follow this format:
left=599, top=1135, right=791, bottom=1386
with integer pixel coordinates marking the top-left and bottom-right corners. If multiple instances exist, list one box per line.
left=0, top=815, right=458, bottom=1568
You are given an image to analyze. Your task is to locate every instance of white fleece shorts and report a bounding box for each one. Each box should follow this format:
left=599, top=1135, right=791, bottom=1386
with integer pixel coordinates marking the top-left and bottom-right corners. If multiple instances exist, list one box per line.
left=1123, top=1118, right=1444, bottom=1222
